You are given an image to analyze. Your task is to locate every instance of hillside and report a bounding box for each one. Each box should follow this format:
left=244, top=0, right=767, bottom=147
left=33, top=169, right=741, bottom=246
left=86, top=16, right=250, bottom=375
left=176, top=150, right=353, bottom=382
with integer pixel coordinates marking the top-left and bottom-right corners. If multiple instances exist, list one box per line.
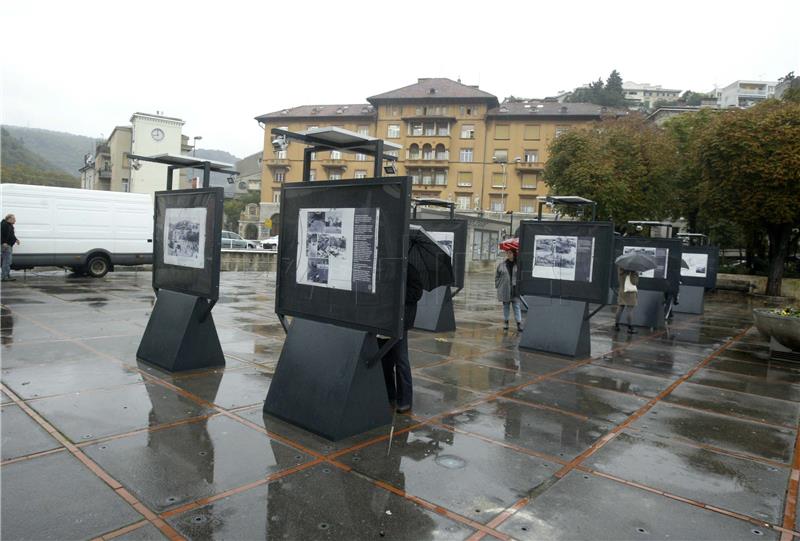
left=2, top=125, right=98, bottom=176
left=191, top=149, right=242, bottom=196
left=1, top=128, right=81, bottom=188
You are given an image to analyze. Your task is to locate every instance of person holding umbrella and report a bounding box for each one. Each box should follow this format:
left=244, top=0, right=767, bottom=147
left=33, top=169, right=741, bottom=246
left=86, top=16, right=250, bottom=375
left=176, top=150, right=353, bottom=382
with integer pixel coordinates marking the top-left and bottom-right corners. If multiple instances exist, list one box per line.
left=495, top=240, right=523, bottom=332
left=383, top=225, right=454, bottom=413
left=613, top=250, right=656, bottom=334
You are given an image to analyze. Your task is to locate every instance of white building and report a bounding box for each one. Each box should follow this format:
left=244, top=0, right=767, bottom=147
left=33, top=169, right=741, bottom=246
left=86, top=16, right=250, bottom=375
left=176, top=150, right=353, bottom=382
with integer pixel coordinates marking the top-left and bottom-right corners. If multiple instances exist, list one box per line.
left=715, top=80, right=777, bottom=108
left=129, top=113, right=185, bottom=194
left=623, top=81, right=682, bottom=109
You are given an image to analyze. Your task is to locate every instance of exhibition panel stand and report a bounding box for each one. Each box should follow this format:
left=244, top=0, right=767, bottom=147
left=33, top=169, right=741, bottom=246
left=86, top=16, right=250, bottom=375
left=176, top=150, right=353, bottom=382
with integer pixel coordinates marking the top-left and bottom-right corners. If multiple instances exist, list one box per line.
left=613, top=236, right=683, bottom=330
left=674, top=244, right=719, bottom=315
left=517, top=220, right=614, bottom=357
left=410, top=201, right=467, bottom=332
left=134, top=154, right=234, bottom=372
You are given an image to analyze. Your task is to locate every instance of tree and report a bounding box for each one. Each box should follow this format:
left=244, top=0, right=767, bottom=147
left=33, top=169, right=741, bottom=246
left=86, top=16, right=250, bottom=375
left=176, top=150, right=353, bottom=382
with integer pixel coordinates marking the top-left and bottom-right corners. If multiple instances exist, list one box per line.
left=603, top=70, right=625, bottom=107
left=697, top=99, right=800, bottom=295
left=679, top=90, right=713, bottom=106
left=544, top=116, right=679, bottom=227
left=566, top=70, right=626, bottom=107
left=223, top=191, right=261, bottom=232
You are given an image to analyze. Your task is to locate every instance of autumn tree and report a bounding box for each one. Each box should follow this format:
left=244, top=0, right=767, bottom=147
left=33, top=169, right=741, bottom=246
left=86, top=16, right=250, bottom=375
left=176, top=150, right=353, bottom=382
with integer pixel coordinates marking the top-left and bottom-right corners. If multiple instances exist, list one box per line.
left=698, top=99, right=800, bottom=295
left=544, top=116, right=679, bottom=228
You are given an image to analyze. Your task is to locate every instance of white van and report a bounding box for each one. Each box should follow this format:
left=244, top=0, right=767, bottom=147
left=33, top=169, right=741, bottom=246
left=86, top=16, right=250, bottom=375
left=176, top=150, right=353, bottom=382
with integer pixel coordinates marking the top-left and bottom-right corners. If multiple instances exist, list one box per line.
left=0, top=183, right=153, bottom=277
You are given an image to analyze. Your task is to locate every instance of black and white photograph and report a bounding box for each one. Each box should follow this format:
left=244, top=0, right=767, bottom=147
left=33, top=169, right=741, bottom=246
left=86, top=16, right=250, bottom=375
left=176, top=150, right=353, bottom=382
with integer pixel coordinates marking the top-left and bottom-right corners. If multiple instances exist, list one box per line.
left=163, top=207, right=206, bottom=269
left=296, top=207, right=380, bottom=292
left=623, top=246, right=669, bottom=279
left=532, top=235, right=595, bottom=282
left=681, top=252, right=709, bottom=278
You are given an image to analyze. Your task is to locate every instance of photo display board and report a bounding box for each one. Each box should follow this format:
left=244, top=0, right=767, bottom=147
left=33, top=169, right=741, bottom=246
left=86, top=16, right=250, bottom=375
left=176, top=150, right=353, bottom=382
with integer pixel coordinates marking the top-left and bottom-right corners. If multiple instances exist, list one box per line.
left=153, top=187, right=224, bottom=300
left=409, top=218, right=468, bottom=289
left=517, top=220, right=615, bottom=304
left=276, top=177, right=410, bottom=338
left=613, top=237, right=682, bottom=293
left=680, top=245, right=719, bottom=289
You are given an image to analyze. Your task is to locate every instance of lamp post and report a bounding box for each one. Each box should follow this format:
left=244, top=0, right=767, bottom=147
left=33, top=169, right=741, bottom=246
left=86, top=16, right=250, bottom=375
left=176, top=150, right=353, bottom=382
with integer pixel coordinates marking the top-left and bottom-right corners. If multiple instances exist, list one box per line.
left=492, top=156, right=521, bottom=216
left=191, top=136, right=202, bottom=188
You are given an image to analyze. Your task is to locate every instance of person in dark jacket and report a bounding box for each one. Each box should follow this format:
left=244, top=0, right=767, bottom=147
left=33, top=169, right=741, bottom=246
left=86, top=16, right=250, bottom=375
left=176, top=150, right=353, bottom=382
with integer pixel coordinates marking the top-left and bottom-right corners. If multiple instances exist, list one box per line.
left=382, top=264, right=423, bottom=413
left=615, top=266, right=639, bottom=334
left=1, top=214, right=20, bottom=282
left=495, top=249, right=523, bottom=331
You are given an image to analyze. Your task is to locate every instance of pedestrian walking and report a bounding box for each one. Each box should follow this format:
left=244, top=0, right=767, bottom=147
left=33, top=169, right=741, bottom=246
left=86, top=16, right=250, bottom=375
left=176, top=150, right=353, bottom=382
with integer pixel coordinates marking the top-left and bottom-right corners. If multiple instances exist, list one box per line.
left=1, top=214, right=20, bottom=282
left=495, top=249, right=523, bottom=332
left=615, top=266, right=639, bottom=334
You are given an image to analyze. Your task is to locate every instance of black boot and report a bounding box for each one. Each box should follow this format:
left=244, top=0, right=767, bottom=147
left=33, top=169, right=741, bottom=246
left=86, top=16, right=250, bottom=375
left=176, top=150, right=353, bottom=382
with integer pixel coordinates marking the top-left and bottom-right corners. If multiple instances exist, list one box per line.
left=627, top=325, right=637, bottom=334
left=516, top=322, right=523, bottom=332
left=503, top=320, right=509, bottom=330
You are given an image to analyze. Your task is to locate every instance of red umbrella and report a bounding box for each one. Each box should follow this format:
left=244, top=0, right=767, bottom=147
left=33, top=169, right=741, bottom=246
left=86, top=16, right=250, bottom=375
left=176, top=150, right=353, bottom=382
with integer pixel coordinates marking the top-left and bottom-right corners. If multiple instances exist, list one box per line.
left=499, top=238, right=519, bottom=252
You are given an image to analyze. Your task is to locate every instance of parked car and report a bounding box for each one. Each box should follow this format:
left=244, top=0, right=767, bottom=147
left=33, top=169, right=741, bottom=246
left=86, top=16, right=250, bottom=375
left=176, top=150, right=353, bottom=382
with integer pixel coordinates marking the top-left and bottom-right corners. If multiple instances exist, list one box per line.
left=221, top=230, right=256, bottom=249
left=261, top=235, right=279, bottom=252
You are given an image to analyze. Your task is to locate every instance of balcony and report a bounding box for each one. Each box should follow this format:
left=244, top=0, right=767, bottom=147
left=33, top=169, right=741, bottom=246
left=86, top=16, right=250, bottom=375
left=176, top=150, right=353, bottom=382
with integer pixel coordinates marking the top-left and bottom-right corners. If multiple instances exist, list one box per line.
left=98, top=168, right=112, bottom=180
left=321, top=159, right=347, bottom=170
left=405, top=157, right=450, bottom=167
left=264, top=158, right=291, bottom=169
left=516, top=161, right=545, bottom=171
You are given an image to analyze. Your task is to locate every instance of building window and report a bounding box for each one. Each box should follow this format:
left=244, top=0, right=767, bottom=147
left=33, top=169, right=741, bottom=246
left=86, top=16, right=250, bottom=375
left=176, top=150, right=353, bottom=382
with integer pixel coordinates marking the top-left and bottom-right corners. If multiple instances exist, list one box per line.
left=357, top=125, right=370, bottom=136
left=310, top=152, right=316, bottom=161
left=355, top=170, right=367, bottom=179
left=356, top=153, right=367, bottom=161
left=423, top=122, right=435, bottom=136
left=434, top=171, right=447, bottom=186
left=492, top=172, right=506, bottom=188
left=329, top=172, right=342, bottom=180
left=421, top=170, right=433, bottom=185
left=494, top=125, right=510, bottom=140
left=385, top=150, right=399, bottom=158
left=122, top=179, right=129, bottom=192
left=524, top=150, right=539, bottom=163
left=274, top=169, right=286, bottom=182
left=460, top=124, right=475, bottom=139
left=520, top=197, right=536, bottom=213
left=409, top=144, right=420, bottom=160
left=437, top=122, right=450, bottom=136
left=457, top=171, right=473, bottom=187
left=273, top=191, right=281, bottom=203
left=387, top=124, right=400, bottom=138
left=524, top=124, right=541, bottom=140
left=555, top=125, right=570, bottom=138
left=435, top=144, right=448, bottom=160
left=422, top=144, right=434, bottom=160
left=493, top=149, right=508, bottom=163
left=330, top=150, right=342, bottom=160
left=490, top=196, right=505, bottom=212
left=460, top=105, right=475, bottom=116
left=521, top=173, right=538, bottom=189
left=388, top=105, right=401, bottom=117
left=410, top=170, right=421, bottom=184
left=276, top=149, right=287, bottom=159
left=410, top=122, right=423, bottom=136
left=456, top=195, right=471, bottom=210
left=459, top=148, right=473, bottom=162
left=309, top=169, right=316, bottom=181
left=472, top=229, right=499, bottom=260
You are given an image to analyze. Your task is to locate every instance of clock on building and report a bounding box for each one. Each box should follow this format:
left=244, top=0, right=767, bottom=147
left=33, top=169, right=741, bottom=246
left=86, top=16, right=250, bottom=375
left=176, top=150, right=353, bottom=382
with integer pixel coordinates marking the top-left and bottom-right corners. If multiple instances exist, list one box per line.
left=151, top=128, right=165, bottom=141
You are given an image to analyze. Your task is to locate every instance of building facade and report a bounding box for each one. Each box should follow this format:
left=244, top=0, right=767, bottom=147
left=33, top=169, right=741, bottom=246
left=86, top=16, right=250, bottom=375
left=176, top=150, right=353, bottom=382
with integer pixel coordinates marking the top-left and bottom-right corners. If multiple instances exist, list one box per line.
left=255, top=78, right=623, bottom=224
left=716, top=80, right=777, bottom=108
left=622, top=81, right=682, bottom=109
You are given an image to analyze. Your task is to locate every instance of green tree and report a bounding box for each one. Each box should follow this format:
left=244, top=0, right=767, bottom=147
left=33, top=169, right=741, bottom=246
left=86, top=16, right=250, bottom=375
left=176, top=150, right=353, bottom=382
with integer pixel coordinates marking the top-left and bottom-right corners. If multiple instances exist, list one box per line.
left=223, top=191, right=261, bottom=231
left=603, top=70, right=625, bottom=106
left=566, top=70, right=627, bottom=107
left=697, top=99, right=800, bottom=295
left=544, top=116, right=679, bottom=227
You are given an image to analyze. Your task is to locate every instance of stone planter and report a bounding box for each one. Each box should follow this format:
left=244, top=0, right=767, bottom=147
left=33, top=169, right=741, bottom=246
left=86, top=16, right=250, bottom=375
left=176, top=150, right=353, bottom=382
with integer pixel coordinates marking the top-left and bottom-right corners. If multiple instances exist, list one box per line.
left=752, top=309, right=800, bottom=351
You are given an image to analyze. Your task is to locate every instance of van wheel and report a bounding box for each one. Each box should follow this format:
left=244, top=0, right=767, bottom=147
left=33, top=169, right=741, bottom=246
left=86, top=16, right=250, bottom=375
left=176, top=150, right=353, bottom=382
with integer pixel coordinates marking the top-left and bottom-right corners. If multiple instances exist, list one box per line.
left=86, top=255, right=110, bottom=278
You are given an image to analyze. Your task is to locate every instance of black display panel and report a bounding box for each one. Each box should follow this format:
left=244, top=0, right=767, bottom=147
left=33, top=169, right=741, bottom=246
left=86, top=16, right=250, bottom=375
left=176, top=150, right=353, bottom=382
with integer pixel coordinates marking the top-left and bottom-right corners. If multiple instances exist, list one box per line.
left=517, top=221, right=615, bottom=304
left=409, top=219, right=468, bottom=289
left=613, top=237, right=682, bottom=294
left=153, top=187, right=224, bottom=300
left=679, top=245, right=719, bottom=289
left=276, top=177, right=411, bottom=338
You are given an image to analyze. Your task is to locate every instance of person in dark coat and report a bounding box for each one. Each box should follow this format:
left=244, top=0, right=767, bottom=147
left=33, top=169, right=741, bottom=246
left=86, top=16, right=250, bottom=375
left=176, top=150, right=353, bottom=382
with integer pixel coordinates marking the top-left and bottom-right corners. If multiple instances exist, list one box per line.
left=495, top=249, right=523, bottom=331
left=615, top=266, right=639, bottom=334
left=1, top=214, right=20, bottom=282
left=382, top=264, right=423, bottom=413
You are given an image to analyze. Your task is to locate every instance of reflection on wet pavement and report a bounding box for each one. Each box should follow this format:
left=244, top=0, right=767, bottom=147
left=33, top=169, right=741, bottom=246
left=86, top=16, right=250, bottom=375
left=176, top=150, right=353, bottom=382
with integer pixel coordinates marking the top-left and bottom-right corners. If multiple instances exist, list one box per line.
left=1, top=270, right=796, bottom=540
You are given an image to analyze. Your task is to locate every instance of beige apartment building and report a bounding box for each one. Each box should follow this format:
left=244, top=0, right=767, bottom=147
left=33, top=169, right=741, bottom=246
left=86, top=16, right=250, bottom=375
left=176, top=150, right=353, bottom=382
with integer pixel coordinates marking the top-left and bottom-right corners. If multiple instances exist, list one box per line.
left=255, top=78, right=623, bottom=216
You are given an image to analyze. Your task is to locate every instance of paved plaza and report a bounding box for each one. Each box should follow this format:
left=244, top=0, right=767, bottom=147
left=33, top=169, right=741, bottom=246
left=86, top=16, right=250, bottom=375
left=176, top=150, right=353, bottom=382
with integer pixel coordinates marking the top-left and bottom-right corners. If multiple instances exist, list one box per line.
left=1, top=270, right=798, bottom=540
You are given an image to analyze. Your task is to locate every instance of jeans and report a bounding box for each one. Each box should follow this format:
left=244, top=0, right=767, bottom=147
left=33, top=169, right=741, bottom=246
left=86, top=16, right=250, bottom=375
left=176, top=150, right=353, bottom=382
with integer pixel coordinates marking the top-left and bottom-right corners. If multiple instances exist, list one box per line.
left=1, top=245, right=11, bottom=279
left=381, top=331, right=413, bottom=408
left=503, top=299, right=522, bottom=323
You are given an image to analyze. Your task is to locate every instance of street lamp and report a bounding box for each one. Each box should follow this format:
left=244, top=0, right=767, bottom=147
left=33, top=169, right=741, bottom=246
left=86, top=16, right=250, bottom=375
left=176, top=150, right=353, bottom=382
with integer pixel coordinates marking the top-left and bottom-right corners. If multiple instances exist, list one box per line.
left=191, top=136, right=202, bottom=188
left=492, top=156, right=521, bottom=214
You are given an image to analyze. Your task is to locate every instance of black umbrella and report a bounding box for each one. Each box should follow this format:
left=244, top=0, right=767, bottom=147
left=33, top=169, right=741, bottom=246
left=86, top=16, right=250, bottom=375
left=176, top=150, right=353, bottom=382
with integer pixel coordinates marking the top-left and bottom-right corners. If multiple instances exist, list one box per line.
left=680, top=258, right=691, bottom=269
left=615, top=252, right=657, bottom=272
left=408, top=225, right=454, bottom=291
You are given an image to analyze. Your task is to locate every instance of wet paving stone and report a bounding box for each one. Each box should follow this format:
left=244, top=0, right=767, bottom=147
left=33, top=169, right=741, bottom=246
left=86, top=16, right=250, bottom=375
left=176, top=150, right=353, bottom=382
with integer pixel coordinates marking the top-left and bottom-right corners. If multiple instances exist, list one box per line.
left=632, top=403, right=796, bottom=464
left=1, top=404, right=62, bottom=461
left=418, top=360, right=527, bottom=393
left=438, top=398, right=613, bottom=461
left=1, top=356, right=143, bottom=399
left=467, top=348, right=576, bottom=375
left=508, top=380, right=648, bottom=424
left=29, top=381, right=214, bottom=442
left=706, top=357, right=800, bottom=384
left=584, top=430, right=790, bottom=524
left=664, top=382, right=800, bottom=427
left=406, top=336, right=492, bottom=359
left=168, top=368, right=272, bottom=409
left=409, top=348, right=451, bottom=368
left=339, top=424, right=559, bottom=523
left=1, top=452, right=143, bottom=540
left=592, top=351, right=695, bottom=378
left=83, top=415, right=313, bottom=513
left=555, top=364, right=673, bottom=398
left=1, top=336, right=101, bottom=368
left=169, top=463, right=474, bottom=540
left=76, top=334, right=145, bottom=364
left=690, top=368, right=800, bottom=402
left=111, top=523, right=169, bottom=540
left=1, top=390, right=11, bottom=404
left=497, top=470, right=779, bottom=540
left=408, top=377, right=484, bottom=419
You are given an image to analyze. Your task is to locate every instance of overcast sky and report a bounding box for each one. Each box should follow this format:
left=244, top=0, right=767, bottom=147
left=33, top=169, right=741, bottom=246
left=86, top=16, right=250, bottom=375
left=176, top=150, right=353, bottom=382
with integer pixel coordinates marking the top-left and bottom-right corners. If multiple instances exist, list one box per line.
left=2, top=0, right=798, bottom=158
